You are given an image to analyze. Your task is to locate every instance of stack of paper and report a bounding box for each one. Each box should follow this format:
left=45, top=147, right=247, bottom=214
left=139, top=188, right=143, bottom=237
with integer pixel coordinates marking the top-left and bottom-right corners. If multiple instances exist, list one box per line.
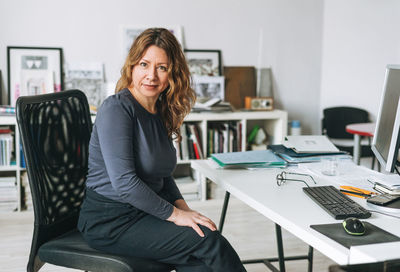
left=368, top=175, right=400, bottom=195
left=211, top=150, right=286, bottom=168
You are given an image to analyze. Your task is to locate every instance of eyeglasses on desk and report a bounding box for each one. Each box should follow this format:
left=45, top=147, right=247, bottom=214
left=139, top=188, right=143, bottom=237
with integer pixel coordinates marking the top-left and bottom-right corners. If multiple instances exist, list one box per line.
left=276, top=171, right=317, bottom=188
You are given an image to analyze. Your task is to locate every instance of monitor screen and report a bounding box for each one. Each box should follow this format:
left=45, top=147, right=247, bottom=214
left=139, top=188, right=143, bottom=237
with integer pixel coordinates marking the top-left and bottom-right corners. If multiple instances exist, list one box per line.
left=372, top=65, right=400, bottom=173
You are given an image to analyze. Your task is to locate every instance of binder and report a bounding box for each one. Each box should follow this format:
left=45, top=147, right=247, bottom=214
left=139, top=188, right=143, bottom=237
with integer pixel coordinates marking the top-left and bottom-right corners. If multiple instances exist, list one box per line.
left=268, top=144, right=347, bottom=158
left=284, top=135, right=340, bottom=153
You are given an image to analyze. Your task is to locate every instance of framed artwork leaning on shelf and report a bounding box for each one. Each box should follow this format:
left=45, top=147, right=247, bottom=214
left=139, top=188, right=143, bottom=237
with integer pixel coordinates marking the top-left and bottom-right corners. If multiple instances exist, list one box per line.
left=7, top=46, right=63, bottom=107
left=184, top=49, right=222, bottom=76
left=192, top=75, right=225, bottom=106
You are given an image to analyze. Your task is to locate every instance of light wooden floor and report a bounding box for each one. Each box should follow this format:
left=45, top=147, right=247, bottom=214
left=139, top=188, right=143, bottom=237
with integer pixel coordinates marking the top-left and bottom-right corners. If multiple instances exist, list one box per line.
left=0, top=196, right=336, bottom=272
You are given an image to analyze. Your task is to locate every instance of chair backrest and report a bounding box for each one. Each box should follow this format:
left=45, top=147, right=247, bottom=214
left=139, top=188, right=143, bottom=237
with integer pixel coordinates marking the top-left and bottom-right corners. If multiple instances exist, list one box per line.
left=16, top=90, right=92, bottom=271
left=322, top=106, right=369, bottom=139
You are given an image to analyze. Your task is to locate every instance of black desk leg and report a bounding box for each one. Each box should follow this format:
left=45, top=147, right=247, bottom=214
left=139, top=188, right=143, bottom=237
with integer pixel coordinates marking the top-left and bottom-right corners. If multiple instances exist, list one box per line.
left=308, top=246, right=313, bottom=272
left=218, top=192, right=312, bottom=272
left=275, top=224, right=286, bottom=272
left=219, top=191, right=230, bottom=233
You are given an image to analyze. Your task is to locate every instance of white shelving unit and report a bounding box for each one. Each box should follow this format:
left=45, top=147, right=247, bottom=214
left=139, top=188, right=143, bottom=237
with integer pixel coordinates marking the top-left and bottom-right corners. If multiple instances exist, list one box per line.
left=0, top=115, right=24, bottom=211
left=178, top=110, right=288, bottom=201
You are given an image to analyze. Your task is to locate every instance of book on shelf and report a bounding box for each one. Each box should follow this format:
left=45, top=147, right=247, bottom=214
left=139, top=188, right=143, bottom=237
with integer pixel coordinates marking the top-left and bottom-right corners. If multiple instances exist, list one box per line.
left=175, top=123, right=204, bottom=161
left=0, top=105, right=15, bottom=115
left=179, top=124, right=189, bottom=161
left=207, top=121, right=241, bottom=157
left=0, top=126, right=12, bottom=134
left=188, top=123, right=204, bottom=159
left=0, top=176, right=17, bottom=211
left=0, top=133, right=13, bottom=166
left=185, top=124, right=195, bottom=159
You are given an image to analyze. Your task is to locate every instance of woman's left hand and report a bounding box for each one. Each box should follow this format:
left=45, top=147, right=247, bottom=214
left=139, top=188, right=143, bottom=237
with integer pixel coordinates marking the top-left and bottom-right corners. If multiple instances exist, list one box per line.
left=169, top=199, right=217, bottom=237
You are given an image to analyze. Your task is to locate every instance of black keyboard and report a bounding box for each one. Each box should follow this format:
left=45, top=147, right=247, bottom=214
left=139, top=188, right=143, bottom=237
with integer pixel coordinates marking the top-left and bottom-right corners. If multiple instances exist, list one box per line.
left=303, top=185, right=371, bottom=219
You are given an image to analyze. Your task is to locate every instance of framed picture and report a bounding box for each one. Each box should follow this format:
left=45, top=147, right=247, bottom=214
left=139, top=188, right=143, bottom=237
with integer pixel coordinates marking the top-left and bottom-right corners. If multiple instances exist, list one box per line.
left=65, top=62, right=106, bottom=110
left=121, top=25, right=183, bottom=58
left=7, top=46, right=63, bottom=106
left=192, top=75, right=225, bottom=104
left=184, top=49, right=222, bottom=76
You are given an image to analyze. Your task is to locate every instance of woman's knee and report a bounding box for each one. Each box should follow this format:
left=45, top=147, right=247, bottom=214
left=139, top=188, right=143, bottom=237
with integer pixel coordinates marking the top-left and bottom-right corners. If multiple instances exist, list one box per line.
left=199, top=226, right=222, bottom=242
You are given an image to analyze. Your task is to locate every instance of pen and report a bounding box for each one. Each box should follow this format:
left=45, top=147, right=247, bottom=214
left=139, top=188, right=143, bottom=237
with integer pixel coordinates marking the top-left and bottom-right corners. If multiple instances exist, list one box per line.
left=339, top=189, right=371, bottom=198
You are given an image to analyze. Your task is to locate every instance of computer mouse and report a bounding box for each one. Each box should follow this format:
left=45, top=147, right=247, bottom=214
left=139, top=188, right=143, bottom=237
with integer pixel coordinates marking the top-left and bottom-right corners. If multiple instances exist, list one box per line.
left=342, top=217, right=365, bottom=236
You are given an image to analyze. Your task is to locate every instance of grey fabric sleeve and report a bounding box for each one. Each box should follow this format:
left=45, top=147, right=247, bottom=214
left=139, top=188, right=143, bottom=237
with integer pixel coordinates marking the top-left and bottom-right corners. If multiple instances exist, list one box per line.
left=96, top=99, right=174, bottom=220
left=161, top=176, right=184, bottom=204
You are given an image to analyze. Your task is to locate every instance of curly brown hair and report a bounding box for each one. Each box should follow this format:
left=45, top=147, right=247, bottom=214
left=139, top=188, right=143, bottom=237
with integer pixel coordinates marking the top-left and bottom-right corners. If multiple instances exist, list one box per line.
left=115, top=28, right=196, bottom=141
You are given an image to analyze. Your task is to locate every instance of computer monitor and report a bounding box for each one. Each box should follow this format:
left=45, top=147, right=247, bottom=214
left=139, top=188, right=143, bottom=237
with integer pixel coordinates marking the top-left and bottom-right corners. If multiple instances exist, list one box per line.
left=372, top=65, right=400, bottom=173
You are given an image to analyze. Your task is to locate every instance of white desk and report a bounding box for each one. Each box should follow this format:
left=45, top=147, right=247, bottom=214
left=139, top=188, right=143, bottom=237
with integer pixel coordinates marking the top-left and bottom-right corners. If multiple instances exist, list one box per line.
left=191, top=160, right=400, bottom=266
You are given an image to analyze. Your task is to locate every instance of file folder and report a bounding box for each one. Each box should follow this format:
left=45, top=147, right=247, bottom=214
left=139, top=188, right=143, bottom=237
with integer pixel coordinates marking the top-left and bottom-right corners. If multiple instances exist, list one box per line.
left=211, top=150, right=286, bottom=168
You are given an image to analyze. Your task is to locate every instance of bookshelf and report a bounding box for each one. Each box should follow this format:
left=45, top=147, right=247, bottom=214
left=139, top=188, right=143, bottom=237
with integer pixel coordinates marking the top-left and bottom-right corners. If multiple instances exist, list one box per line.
left=0, top=115, right=23, bottom=211
left=176, top=110, right=288, bottom=200
left=1, top=110, right=287, bottom=211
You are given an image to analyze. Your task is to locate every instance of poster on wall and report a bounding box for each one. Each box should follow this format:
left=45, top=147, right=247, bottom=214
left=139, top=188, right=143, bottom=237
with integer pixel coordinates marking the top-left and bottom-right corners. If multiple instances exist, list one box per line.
left=64, top=62, right=106, bottom=111
left=7, top=46, right=63, bottom=107
left=121, top=25, right=183, bottom=58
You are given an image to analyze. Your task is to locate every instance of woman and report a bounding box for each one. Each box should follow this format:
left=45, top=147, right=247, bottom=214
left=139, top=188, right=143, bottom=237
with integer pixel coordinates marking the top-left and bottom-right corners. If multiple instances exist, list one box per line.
left=78, top=28, right=246, bottom=272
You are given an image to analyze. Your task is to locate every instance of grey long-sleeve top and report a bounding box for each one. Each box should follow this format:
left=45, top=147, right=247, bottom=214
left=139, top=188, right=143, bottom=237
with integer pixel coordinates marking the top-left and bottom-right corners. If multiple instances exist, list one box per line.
left=86, top=88, right=182, bottom=220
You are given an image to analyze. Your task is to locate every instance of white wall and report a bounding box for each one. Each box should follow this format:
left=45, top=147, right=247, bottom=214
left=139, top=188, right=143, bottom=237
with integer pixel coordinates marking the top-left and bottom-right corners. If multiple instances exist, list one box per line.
left=320, top=0, right=400, bottom=123
left=0, top=0, right=323, bottom=133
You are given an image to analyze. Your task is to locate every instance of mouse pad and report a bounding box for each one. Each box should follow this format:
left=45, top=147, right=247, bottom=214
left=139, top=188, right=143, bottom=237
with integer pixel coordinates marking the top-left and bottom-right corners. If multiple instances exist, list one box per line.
left=310, top=222, right=400, bottom=249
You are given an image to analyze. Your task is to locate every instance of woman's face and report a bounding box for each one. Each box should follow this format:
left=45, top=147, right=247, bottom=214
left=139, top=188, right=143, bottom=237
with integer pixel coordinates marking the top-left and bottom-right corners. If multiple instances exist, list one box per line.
left=130, top=45, right=169, bottom=100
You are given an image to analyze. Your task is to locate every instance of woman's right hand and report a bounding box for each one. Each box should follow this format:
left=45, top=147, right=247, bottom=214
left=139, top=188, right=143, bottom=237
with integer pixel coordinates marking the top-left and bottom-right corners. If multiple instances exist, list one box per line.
left=167, top=206, right=217, bottom=237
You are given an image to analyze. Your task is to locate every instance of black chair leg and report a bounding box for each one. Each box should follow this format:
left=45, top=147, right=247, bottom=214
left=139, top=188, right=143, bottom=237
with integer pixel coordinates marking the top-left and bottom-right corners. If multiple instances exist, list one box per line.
left=219, top=191, right=230, bottom=233
left=218, top=192, right=313, bottom=272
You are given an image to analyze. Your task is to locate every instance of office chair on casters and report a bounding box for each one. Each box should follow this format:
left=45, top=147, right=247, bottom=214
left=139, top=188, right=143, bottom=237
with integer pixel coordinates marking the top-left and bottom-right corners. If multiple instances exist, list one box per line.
left=16, top=90, right=174, bottom=272
left=322, top=106, right=377, bottom=169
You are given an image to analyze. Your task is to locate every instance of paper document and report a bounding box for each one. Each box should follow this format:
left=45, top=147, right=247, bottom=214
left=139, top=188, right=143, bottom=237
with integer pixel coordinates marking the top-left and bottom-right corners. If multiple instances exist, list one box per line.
left=284, top=135, right=339, bottom=153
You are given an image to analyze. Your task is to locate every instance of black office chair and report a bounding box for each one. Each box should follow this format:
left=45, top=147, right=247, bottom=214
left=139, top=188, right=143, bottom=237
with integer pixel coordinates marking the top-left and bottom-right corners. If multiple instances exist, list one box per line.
left=16, top=90, right=174, bottom=272
left=322, top=106, right=377, bottom=169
